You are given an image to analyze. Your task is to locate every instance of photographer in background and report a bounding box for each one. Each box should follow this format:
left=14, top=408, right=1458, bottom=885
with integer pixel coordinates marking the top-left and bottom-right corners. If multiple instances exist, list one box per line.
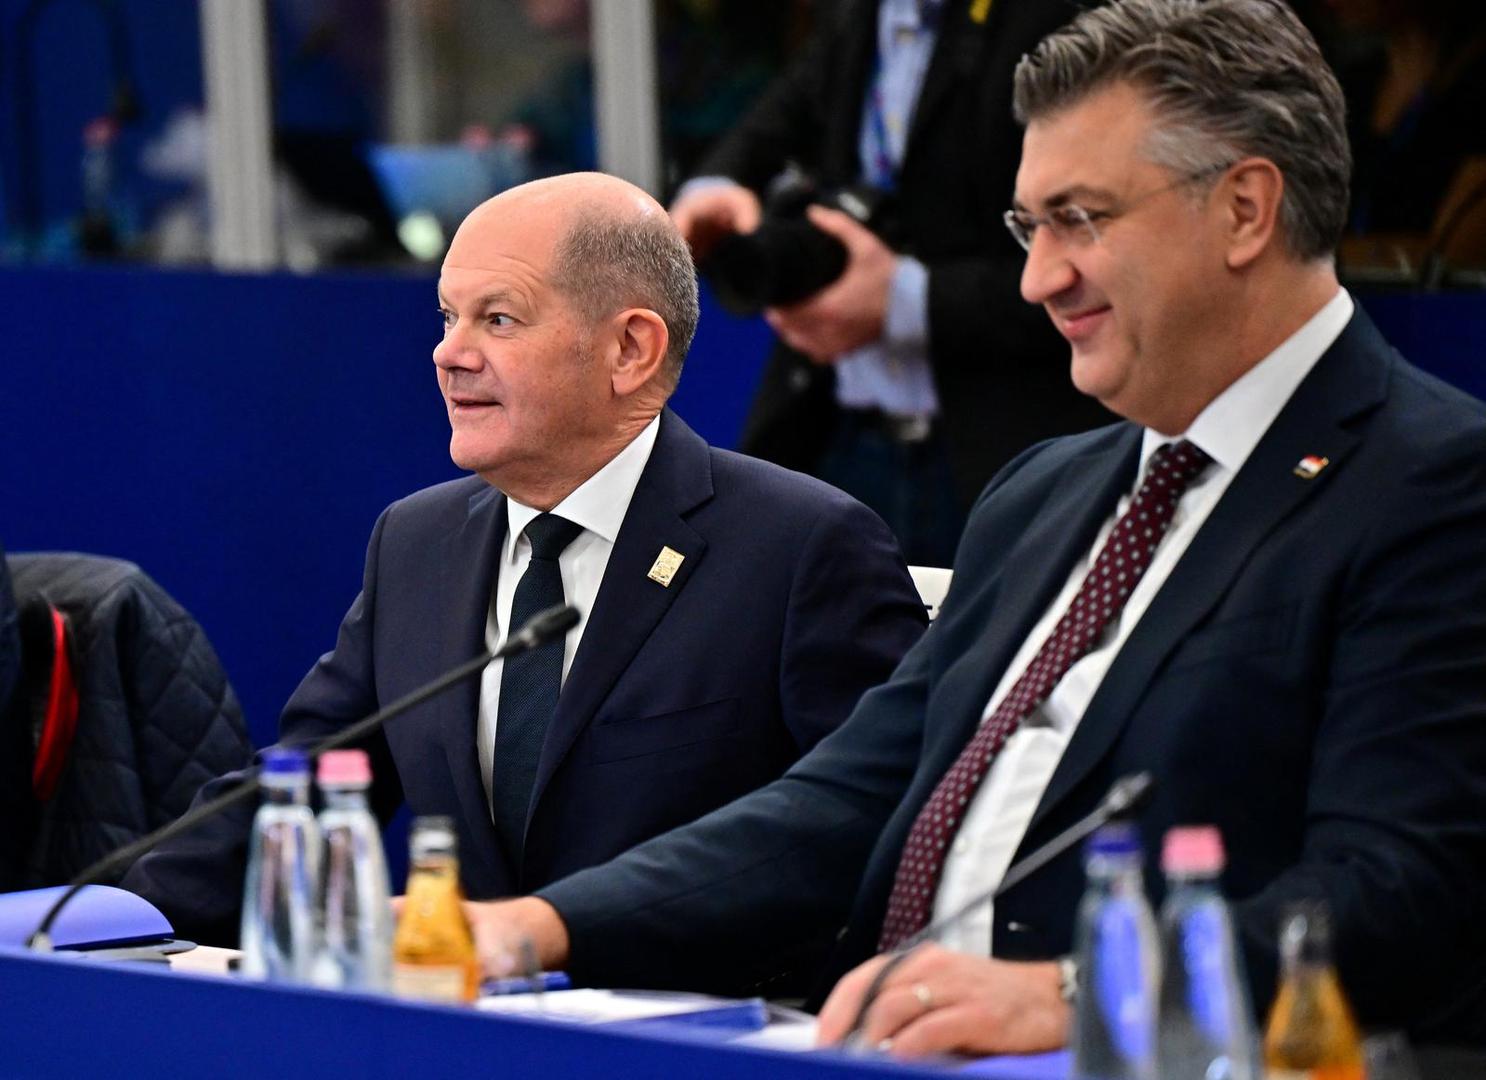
left=671, top=0, right=1110, bottom=565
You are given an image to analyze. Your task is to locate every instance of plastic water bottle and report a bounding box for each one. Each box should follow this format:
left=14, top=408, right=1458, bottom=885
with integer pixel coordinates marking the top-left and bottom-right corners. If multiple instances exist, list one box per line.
left=312, top=749, right=392, bottom=991
left=1071, top=822, right=1160, bottom=1080
left=1156, top=826, right=1256, bottom=1080
left=240, top=747, right=320, bottom=982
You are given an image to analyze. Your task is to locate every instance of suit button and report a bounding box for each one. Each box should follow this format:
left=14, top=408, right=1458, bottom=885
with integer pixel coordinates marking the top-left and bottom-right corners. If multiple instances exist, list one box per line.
left=836, top=926, right=849, bottom=942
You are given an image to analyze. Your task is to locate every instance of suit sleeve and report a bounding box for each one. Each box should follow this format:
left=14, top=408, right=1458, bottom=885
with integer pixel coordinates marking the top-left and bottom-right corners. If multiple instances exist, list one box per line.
left=1230, top=424, right=1486, bottom=1032
left=120, top=507, right=405, bottom=944
left=537, top=617, right=939, bottom=994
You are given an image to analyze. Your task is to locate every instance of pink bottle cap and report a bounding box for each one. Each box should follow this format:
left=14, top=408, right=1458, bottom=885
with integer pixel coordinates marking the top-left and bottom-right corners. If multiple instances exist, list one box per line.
left=317, top=749, right=371, bottom=787
left=1162, top=825, right=1225, bottom=874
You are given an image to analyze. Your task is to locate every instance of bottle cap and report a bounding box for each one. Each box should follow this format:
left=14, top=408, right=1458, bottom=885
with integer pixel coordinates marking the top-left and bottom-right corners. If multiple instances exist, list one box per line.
left=317, top=749, right=371, bottom=787
left=1162, top=825, right=1225, bottom=874
left=409, top=816, right=459, bottom=862
left=1086, top=821, right=1142, bottom=859
left=260, top=747, right=309, bottom=776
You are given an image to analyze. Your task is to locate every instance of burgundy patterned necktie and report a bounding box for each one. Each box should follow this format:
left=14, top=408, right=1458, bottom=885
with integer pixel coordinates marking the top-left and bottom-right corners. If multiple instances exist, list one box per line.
left=878, top=440, right=1213, bottom=950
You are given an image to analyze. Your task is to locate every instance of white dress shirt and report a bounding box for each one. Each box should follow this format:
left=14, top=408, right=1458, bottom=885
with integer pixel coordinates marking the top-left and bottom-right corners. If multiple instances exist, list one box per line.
left=476, top=414, right=661, bottom=813
left=931, top=289, right=1355, bottom=954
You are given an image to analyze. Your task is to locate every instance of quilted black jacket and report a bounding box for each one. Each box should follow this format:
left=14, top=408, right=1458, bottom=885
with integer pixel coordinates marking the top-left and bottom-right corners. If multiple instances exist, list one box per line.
left=0, top=553, right=252, bottom=891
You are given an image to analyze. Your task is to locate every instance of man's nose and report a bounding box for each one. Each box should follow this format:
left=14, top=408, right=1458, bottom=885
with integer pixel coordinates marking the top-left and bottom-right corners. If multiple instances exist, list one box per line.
left=433, top=319, right=481, bottom=370
left=1019, top=229, right=1080, bottom=307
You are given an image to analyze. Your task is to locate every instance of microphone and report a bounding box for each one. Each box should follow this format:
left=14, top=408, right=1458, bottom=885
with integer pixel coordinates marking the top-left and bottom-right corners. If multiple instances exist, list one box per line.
left=25, top=603, right=580, bottom=952
left=842, top=771, right=1154, bottom=1044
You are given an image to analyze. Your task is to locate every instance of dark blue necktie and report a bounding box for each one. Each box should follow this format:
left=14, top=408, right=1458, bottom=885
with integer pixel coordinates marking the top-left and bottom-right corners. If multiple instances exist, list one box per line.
left=492, top=512, right=583, bottom=869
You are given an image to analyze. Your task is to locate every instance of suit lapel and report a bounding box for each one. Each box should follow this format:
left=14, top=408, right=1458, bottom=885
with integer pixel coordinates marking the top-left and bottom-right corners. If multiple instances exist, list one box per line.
left=823, top=3, right=880, bottom=180
left=437, top=483, right=510, bottom=884
left=920, top=428, right=1142, bottom=781
left=1028, top=313, right=1392, bottom=834
left=527, top=410, right=713, bottom=820
left=902, top=0, right=991, bottom=167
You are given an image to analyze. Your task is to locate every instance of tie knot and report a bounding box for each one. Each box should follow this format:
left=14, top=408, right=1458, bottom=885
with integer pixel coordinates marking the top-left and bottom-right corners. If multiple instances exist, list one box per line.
left=1147, top=439, right=1212, bottom=489
left=524, top=513, right=583, bottom=561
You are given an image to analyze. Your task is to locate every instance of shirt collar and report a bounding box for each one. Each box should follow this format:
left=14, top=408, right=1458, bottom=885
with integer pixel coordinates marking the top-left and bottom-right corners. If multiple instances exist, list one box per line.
left=504, top=413, right=662, bottom=555
left=1139, top=288, right=1354, bottom=475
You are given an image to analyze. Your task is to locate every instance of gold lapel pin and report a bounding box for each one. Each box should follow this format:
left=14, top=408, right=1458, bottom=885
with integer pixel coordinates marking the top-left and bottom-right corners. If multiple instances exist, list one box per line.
left=970, top=0, right=995, bottom=24
left=1292, top=454, right=1330, bottom=480
left=647, top=546, right=685, bottom=587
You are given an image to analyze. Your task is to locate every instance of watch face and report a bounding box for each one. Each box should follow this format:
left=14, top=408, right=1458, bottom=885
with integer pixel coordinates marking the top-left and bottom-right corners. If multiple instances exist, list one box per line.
left=1059, top=956, right=1079, bottom=1002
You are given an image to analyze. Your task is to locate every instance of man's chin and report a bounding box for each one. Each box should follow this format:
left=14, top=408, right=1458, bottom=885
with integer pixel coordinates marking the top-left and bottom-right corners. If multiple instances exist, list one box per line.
left=1068, top=350, right=1114, bottom=401
left=448, top=438, right=503, bottom=476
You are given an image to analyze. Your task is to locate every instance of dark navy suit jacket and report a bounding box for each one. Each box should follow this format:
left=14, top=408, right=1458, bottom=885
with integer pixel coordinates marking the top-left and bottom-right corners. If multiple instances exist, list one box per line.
left=124, top=410, right=926, bottom=944
left=541, top=313, right=1486, bottom=1043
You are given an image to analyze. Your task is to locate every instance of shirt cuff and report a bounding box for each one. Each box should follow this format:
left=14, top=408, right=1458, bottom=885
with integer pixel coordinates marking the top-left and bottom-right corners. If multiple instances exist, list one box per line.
left=883, top=255, right=930, bottom=356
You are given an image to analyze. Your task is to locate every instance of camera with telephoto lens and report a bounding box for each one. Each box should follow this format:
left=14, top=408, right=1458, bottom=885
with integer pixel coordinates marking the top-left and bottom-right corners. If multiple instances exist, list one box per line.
left=698, top=173, right=897, bottom=316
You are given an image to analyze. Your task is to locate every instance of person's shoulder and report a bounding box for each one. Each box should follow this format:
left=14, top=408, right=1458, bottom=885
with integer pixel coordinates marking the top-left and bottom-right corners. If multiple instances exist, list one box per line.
left=1373, top=353, right=1486, bottom=485
left=977, top=421, right=1130, bottom=501
left=1386, top=353, right=1486, bottom=435
left=382, top=474, right=493, bottom=527
left=705, top=446, right=875, bottom=522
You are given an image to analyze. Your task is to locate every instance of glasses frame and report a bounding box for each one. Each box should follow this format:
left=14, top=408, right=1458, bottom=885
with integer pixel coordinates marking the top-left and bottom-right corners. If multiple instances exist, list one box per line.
left=1003, top=161, right=1236, bottom=253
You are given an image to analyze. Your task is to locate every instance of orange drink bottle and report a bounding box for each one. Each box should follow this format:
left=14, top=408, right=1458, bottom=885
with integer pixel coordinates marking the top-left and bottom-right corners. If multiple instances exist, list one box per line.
left=391, top=816, right=480, bottom=1004
left=1262, top=901, right=1364, bottom=1080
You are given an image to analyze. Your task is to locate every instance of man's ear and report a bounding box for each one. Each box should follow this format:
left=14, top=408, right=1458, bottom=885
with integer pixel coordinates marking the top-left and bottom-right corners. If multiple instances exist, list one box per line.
left=1222, top=158, right=1285, bottom=270
left=608, top=308, right=670, bottom=397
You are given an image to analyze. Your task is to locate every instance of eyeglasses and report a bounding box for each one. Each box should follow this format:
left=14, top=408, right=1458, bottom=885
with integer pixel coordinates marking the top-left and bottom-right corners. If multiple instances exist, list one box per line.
left=1003, top=162, right=1234, bottom=252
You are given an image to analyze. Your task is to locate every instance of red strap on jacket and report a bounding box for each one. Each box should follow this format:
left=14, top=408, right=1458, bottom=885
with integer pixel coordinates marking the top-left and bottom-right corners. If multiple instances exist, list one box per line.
left=31, top=606, right=78, bottom=802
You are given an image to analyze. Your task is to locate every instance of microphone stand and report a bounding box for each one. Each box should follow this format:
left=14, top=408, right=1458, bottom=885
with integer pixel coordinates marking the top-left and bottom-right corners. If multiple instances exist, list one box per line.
left=841, top=771, right=1154, bottom=1045
left=26, top=603, right=579, bottom=952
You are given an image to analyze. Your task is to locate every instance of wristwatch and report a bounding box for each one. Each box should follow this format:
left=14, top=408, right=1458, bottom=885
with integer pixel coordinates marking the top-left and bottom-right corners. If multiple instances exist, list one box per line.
left=1056, top=955, right=1079, bottom=1003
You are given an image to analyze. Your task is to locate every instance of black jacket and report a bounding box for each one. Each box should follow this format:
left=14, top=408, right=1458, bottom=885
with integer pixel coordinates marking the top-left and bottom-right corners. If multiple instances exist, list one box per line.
left=1, top=553, right=252, bottom=892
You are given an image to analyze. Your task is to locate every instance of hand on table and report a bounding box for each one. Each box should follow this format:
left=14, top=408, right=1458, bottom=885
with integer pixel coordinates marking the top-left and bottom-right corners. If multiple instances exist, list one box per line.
left=815, top=944, right=1069, bottom=1060
left=390, top=894, right=570, bottom=978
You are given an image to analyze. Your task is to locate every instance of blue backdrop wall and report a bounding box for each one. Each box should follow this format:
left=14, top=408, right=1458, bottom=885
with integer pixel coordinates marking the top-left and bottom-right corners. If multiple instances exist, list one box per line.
left=1, top=265, right=1481, bottom=750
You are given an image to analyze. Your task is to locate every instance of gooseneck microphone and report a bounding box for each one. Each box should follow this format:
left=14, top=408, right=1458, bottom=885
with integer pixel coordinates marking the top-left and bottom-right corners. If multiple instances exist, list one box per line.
left=842, top=771, right=1154, bottom=1044
left=26, top=603, right=580, bottom=952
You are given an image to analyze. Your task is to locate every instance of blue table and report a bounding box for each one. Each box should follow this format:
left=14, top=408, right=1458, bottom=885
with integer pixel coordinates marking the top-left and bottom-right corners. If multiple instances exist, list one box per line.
left=0, top=945, right=1052, bottom=1079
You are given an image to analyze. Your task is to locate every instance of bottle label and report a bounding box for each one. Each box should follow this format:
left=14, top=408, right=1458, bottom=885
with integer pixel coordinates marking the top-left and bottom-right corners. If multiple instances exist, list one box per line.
left=392, top=963, right=468, bottom=1003
left=1092, top=901, right=1155, bottom=1064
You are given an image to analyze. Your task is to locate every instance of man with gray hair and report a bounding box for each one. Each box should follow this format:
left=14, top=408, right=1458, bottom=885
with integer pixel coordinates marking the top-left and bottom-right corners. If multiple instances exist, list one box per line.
left=123, top=173, right=926, bottom=946
left=465, top=2, right=1486, bottom=1057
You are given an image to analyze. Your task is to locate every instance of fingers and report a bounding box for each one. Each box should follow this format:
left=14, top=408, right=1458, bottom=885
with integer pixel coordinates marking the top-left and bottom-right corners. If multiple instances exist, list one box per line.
left=886, top=1002, right=997, bottom=1059
left=460, top=900, right=519, bottom=979
left=816, top=953, right=899, bottom=1045
left=854, top=978, right=947, bottom=1048
left=670, top=184, right=761, bottom=245
left=805, top=203, right=870, bottom=244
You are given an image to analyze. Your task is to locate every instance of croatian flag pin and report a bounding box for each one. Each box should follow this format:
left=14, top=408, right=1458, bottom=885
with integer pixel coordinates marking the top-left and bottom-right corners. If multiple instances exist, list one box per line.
left=1292, top=454, right=1329, bottom=480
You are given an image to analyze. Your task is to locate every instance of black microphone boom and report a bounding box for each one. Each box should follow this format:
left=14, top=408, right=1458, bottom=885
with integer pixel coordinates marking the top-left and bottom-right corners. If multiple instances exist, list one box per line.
left=842, top=771, right=1154, bottom=1044
left=26, top=603, right=580, bottom=951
